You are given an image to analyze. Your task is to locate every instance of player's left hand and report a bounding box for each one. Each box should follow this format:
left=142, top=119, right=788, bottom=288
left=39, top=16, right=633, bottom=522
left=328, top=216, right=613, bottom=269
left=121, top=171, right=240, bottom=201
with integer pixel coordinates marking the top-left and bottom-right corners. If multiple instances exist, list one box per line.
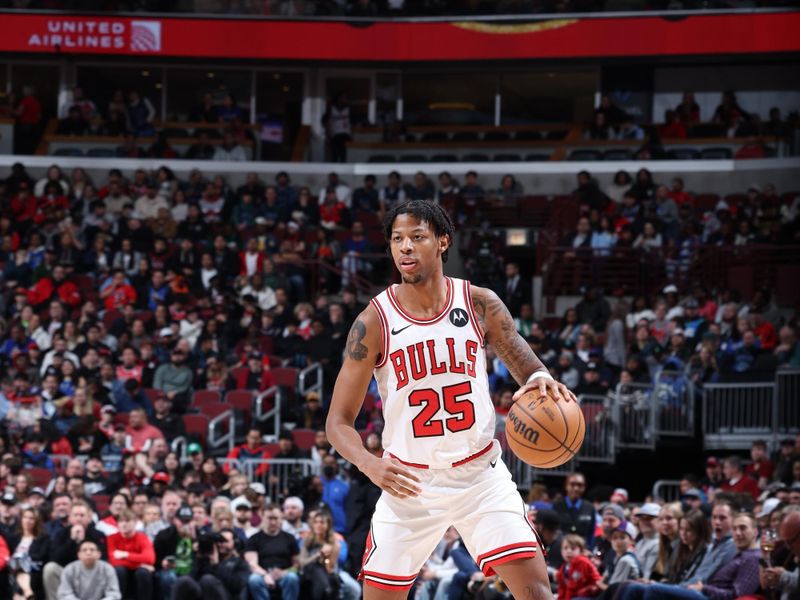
left=513, top=375, right=577, bottom=403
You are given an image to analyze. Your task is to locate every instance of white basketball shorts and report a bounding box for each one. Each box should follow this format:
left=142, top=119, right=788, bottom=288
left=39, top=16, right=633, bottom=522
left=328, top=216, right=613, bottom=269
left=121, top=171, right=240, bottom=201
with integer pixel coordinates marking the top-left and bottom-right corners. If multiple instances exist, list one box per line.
left=359, top=439, right=539, bottom=592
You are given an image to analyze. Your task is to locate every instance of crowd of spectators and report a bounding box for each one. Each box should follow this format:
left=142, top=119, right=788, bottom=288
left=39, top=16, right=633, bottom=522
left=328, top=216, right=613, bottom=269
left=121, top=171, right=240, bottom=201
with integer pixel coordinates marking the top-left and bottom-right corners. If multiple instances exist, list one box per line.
left=5, top=0, right=794, bottom=16
left=1, top=86, right=255, bottom=160
left=585, top=93, right=797, bottom=160
left=0, top=158, right=796, bottom=598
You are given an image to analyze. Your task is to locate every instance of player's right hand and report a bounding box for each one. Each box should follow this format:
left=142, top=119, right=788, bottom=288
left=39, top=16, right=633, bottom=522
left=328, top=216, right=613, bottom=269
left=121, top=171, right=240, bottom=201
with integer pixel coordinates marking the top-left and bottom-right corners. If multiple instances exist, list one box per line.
left=363, top=456, right=422, bottom=499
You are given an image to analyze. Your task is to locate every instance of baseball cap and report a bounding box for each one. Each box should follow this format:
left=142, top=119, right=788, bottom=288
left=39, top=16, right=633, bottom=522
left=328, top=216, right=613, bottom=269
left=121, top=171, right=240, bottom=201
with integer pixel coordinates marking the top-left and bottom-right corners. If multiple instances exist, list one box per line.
left=614, top=521, right=637, bottom=539
left=682, top=487, right=703, bottom=499
left=611, top=488, right=629, bottom=504
left=757, top=497, right=781, bottom=519
left=634, top=502, right=661, bottom=518
left=231, top=496, right=252, bottom=512
left=249, top=482, right=266, bottom=496
left=602, top=504, right=625, bottom=521
left=177, top=504, right=194, bottom=523
left=683, top=298, right=699, bottom=309
left=586, top=362, right=598, bottom=371
left=278, top=430, right=294, bottom=442
left=706, top=456, right=719, bottom=467
left=29, top=487, right=46, bottom=497
left=671, top=328, right=685, bottom=337
left=662, top=284, right=679, bottom=295
left=159, top=327, right=174, bottom=338
left=187, top=442, right=202, bottom=455
left=1, top=490, right=16, bottom=505
left=101, top=405, right=116, bottom=415
left=248, top=351, right=263, bottom=360
left=152, top=472, right=170, bottom=484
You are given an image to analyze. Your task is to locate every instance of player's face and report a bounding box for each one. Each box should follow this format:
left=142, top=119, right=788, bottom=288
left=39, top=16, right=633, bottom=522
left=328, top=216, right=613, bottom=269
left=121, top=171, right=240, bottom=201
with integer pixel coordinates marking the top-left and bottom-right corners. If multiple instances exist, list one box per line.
left=389, top=214, right=449, bottom=285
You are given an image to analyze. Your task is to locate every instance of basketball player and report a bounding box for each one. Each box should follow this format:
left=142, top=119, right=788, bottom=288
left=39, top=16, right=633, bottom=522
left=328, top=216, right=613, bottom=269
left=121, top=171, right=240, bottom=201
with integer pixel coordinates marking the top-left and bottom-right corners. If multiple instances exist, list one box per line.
left=326, top=199, right=576, bottom=599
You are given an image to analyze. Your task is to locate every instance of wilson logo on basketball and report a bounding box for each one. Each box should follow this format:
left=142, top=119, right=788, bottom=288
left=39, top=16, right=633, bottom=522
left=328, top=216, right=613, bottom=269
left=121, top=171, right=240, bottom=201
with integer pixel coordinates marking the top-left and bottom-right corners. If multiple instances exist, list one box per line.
left=507, top=410, right=541, bottom=444
left=130, top=20, right=161, bottom=52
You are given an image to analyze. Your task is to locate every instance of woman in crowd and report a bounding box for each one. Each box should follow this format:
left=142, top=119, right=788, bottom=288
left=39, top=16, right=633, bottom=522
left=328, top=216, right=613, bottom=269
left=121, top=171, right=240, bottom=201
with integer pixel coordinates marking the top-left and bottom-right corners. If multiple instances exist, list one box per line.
left=9, top=507, right=49, bottom=600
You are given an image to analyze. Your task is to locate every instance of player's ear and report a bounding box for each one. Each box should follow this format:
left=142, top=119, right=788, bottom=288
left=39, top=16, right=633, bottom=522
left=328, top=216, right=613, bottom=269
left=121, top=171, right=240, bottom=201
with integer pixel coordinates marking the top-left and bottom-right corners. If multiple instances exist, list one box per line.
left=438, top=233, right=451, bottom=254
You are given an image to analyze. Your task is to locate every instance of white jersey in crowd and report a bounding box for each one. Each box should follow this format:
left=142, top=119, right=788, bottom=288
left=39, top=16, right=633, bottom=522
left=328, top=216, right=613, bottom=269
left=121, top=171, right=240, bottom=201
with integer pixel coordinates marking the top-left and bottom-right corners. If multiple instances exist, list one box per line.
left=327, top=104, right=351, bottom=137
left=370, top=276, right=495, bottom=469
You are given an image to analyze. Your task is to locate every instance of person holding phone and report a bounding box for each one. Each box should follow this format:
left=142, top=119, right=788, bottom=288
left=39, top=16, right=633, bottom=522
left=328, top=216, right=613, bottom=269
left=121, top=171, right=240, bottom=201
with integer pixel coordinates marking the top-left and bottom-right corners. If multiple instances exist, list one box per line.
left=153, top=504, right=196, bottom=600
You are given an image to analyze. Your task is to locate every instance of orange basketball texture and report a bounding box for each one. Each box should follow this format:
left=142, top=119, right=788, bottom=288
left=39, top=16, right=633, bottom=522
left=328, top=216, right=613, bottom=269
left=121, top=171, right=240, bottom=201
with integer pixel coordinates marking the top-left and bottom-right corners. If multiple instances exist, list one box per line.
left=505, top=391, right=585, bottom=468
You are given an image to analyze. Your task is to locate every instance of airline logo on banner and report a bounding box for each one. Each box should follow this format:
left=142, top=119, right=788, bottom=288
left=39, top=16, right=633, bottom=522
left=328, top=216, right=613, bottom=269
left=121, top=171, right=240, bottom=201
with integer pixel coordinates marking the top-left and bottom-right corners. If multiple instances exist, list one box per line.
left=25, top=18, right=161, bottom=53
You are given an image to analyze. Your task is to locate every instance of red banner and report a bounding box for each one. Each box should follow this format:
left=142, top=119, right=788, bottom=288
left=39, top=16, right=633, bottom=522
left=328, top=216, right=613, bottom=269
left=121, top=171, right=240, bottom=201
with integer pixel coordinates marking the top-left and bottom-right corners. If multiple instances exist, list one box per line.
left=0, top=12, right=797, bottom=61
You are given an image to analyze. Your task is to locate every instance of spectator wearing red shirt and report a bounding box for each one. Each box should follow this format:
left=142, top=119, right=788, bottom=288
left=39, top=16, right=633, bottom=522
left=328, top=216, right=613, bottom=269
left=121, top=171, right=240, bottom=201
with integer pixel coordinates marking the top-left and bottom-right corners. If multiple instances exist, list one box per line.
left=107, top=508, right=155, bottom=600
left=239, top=238, right=266, bottom=277
left=320, top=187, right=348, bottom=229
left=744, top=440, right=775, bottom=489
left=15, top=85, right=42, bottom=154
left=100, top=270, right=138, bottom=311
left=556, top=534, right=601, bottom=600
left=750, top=310, right=777, bottom=351
left=224, top=427, right=272, bottom=476
left=659, top=110, right=687, bottom=139
left=668, top=177, right=692, bottom=207
left=735, top=137, right=767, bottom=160
left=116, top=347, right=143, bottom=383
left=227, top=351, right=274, bottom=392
left=10, top=181, right=37, bottom=223
left=720, top=455, right=760, bottom=500
left=675, top=92, right=700, bottom=126
left=125, top=408, right=165, bottom=453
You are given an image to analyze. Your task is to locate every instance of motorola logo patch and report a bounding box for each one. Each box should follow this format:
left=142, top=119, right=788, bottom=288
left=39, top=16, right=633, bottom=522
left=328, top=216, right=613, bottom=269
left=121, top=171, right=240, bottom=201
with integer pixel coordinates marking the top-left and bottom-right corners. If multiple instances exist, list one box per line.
left=449, top=308, right=469, bottom=327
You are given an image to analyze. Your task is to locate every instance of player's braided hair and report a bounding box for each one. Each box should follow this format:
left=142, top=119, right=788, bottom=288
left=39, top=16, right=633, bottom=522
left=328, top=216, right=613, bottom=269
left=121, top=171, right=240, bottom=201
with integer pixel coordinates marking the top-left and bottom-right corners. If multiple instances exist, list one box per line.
left=383, top=199, right=456, bottom=263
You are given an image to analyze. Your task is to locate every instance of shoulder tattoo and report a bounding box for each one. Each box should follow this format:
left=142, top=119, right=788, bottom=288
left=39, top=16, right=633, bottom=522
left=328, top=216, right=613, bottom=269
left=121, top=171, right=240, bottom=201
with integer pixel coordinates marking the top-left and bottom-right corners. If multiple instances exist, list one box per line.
left=346, top=318, right=368, bottom=361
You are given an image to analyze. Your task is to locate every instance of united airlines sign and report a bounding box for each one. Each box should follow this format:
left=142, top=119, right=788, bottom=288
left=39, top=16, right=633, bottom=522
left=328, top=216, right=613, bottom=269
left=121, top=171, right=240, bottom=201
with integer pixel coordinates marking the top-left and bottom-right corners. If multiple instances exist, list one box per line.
left=24, top=18, right=161, bottom=53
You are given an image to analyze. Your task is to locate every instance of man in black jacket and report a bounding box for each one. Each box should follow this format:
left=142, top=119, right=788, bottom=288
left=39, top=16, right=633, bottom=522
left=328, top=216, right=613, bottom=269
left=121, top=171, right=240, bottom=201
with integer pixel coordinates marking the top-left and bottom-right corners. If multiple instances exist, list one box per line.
left=42, top=500, right=106, bottom=600
left=173, top=528, right=250, bottom=600
left=552, top=472, right=597, bottom=548
left=154, top=503, right=197, bottom=600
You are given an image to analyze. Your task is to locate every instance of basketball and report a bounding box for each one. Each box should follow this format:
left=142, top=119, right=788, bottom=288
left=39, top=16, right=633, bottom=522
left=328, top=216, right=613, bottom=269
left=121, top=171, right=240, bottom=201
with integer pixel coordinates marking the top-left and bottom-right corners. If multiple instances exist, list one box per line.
left=505, top=390, right=585, bottom=468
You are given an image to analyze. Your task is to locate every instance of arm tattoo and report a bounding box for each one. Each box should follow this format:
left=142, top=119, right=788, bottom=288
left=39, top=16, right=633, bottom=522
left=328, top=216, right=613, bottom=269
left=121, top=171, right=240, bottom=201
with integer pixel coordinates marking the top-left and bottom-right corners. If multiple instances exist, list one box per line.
left=346, top=319, right=368, bottom=361
left=473, top=287, right=544, bottom=385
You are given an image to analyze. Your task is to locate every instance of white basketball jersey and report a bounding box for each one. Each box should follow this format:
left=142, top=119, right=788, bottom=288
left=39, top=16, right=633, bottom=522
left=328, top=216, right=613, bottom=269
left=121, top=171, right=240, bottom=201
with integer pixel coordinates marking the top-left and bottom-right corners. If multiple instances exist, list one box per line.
left=370, top=277, right=495, bottom=469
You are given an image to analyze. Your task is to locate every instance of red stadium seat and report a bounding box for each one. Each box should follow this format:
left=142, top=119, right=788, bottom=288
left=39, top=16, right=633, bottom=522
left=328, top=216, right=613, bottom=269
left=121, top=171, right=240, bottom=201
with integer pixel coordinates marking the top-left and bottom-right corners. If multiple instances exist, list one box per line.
left=27, top=467, right=53, bottom=488
left=143, top=388, right=164, bottom=404
left=259, top=336, right=274, bottom=355
left=199, top=403, right=230, bottom=419
left=267, top=355, right=286, bottom=368
left=693, top=194, right=720, bottom=212
left=226, top=390, right=255, bottom=421
left=270, top=367, right=299, bottom=388
left=229, top=367, right=249, bottom=384
left=182, top=414, right=210, bottom=447
left=192, top=390, right=221, bottom=406
left=292, top=428, right=316, bottom=449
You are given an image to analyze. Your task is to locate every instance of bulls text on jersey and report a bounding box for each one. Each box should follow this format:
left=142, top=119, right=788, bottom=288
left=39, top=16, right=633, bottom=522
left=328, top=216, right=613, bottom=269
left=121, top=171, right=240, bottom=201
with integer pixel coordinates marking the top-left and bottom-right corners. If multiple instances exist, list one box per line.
left=389, top=338, right=479, bottom=391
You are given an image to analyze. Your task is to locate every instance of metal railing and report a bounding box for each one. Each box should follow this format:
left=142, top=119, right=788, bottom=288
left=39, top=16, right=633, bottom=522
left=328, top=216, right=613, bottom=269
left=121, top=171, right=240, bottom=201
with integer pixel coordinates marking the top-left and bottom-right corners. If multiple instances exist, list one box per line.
left=217, top=457, right=318, bottom=503
left=254, top=385, right=283, bottom=440
left=613, top=381, right=656, bottom=450
left=501, top=446, right=572, bottom=491
left=775, top=369, right=800, bottom=436
left=298, top=363, right=323, bottom=400
left=578, top=394, right=616, bottom=463
left=702, top=382, right=777, bottom=450
left=652, top=479, right=683, bottom=503
left=654, top=370, right=694, bottom=437
left=208, top=410, right=236, bottom=452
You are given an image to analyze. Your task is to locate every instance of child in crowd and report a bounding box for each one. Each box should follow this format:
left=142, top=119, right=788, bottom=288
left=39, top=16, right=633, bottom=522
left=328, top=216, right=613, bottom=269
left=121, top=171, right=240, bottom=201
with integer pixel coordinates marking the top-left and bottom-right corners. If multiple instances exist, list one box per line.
left=557, top=534, right=602, bottom=600
left=601, top=521, right=641, bottom=589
